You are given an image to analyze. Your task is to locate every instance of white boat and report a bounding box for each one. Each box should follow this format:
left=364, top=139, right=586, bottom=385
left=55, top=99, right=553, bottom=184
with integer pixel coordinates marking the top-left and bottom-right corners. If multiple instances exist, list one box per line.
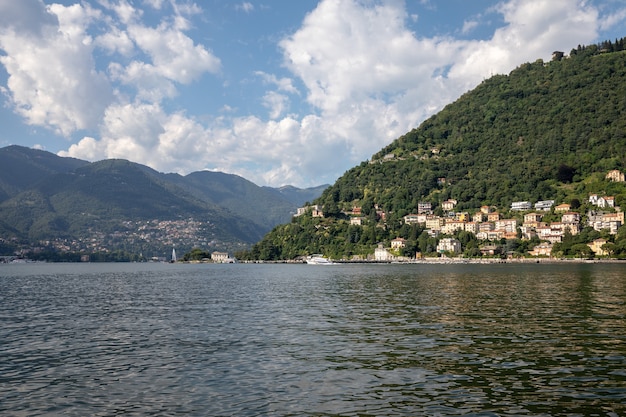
left=306, top=255, right=336, bottom=265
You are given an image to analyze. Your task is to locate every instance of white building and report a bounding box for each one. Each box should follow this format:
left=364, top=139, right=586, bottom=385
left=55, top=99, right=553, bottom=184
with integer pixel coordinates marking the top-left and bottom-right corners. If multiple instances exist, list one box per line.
left=441, top=199, right=457, bottom=211
left=391, top=238, right=407, bottom=250
left=561, top=212, right=580, bottom=223
left=374, top=244, right=393, bottom=261
left=495, top=219, right=518, bottom=233
left=437, top=238, right=462, bottom=254
left=418, top=202, right=432, bottom=214
left=350, top=217, right=364, bottom=226
left=211, top=251, right=232, bottom=263
left=295, top=205, right=324, bottom=217
left=403, top=214, right=421, bottom=225
left=589, top=195, right=615, bottom=208
left=511, top=201, right=532, bottom=211
left=534, top=200, right=555, bottom=211
left=425, top=216, right=444, bottom=231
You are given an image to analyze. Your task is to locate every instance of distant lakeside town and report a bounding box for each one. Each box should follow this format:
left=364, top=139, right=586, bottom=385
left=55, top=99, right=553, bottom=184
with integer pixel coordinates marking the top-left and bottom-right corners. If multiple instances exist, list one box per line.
left=291, top=169, right=626, bottom=262
left=0, top=218, right=243, bottom=263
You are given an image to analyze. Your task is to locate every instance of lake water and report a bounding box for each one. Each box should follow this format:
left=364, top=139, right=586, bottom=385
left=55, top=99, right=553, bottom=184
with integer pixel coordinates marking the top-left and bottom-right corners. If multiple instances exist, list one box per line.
left=1, top=262, right=625, bottom=416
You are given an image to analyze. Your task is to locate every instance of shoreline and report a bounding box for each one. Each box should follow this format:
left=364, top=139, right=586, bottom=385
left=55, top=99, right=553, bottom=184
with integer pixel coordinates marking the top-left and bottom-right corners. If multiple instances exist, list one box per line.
left=241, top=257, right=626, bottom=265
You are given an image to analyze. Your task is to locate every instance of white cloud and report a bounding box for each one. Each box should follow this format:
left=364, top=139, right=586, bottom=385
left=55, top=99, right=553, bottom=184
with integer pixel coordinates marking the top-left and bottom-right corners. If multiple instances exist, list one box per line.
left=99, top=0, right=140, bottom=25
left=127, top=23, right=221, bottom=85
left=0, top=0, right=221, bottom=136
left=255, top=71, right=299, bottom=94
left=598, top=6, right=626, bottom=32
left=95, top=26, right=135, bottom=56
left=62, top=100, right=350, bottom=186
left=143, top=0, right=166, bottom=10
left=236, top=2, right=254, bottom=13
left=462, top=19, right=479, bottom=34
left=0, top=0, right=112, bottom=136
left=262, top=91, right=289, bottom=119
left=171, top=1, right=202, bottom=17
left=100, top=1, right=221, bottom=101
left=448, top=0, right=598, bottom=83
left=277, top=0, right=466, bottom=166
left=0, top=0, right=57, bottom=36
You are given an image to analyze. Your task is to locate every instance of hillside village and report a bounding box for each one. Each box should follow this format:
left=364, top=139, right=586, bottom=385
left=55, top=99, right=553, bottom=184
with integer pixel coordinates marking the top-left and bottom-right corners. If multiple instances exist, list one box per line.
left=0, top=217, right=245, bottom=263
left=296, top=169, right=626, bottom=261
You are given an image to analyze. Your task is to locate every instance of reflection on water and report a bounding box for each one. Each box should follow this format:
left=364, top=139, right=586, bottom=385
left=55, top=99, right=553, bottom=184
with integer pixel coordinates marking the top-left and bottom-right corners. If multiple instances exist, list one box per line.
left=1, top=262, right=625, bottom=416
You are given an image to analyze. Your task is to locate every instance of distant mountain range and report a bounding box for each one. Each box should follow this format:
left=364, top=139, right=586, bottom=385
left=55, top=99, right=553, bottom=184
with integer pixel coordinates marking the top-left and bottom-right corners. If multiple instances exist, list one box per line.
left=0, top=145, right=327, bottom=258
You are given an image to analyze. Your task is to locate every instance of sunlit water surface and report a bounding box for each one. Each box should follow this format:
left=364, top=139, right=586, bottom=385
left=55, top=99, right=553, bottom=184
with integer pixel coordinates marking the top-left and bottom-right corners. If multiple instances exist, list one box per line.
left=1, top=262, right=625, bottom=416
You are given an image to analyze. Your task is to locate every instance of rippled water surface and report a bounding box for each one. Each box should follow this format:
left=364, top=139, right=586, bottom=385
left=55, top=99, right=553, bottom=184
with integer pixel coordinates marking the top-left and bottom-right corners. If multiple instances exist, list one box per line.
left=1, top=262, right=625, bottom=416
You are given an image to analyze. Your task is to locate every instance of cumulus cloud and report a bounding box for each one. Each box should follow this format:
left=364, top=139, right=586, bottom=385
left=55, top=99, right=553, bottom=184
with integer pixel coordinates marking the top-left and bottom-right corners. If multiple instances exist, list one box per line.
left=0, top=0, right=112, bottom=136
left=0, top=0, right=57, bottom=36
left=62, top=104, right=341, bottom=186
left=0, top=0, right=220, bottom=134
left=127, top=24, right=221, bottom=85
left=99, top=0, right=140, bottom=25
left=95, top=26, right=134, bottom=56
left=262, top=91, right=290, bottom=119
left=62, top=103, right=203, bottom=173
left=98, top=0, right=221, bottom=101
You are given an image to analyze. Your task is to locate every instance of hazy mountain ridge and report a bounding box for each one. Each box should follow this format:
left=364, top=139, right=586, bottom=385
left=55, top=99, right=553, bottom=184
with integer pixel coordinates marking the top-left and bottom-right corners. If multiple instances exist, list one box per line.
left=267, top=184, right=330, bottom=206
left=0, top=145, right=89, bottom=202
left=0, top=146, right=327, bottom=257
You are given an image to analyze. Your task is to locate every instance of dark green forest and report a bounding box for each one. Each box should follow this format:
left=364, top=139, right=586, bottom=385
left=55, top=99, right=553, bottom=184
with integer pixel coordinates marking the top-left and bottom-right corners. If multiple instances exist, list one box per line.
left=238, top=39, right=626, bottom=261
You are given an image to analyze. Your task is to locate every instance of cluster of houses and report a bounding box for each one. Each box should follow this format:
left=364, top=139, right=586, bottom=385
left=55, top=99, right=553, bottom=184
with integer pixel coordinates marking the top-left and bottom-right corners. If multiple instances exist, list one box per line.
left=371, top=196, right=622, bottom=260
left=297, top=170, right=626, bottom=259
left=395, top=198, right=623, bottom=259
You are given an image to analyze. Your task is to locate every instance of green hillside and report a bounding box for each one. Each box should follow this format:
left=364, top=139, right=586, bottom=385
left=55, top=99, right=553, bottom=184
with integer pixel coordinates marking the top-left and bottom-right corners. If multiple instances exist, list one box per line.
left=0, top=145, right=88, bottom=202
left=176, top=171, right=297, bottom=230
left=240, top=39, right=626, bottom=261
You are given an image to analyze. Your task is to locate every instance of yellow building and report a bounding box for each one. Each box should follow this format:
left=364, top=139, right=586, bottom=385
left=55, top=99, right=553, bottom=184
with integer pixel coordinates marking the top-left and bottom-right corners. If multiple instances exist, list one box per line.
left=588, top=239, right=608, bottom=256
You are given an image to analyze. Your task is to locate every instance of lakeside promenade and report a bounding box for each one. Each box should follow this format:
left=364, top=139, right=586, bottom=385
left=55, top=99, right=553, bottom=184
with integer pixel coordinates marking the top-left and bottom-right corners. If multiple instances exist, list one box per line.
left=242, top=257, right=625, bottom=264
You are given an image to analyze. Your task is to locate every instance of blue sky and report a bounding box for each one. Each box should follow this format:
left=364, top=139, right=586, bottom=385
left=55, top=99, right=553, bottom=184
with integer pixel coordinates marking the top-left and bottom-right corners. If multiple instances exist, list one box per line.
left=1, top=0, right=625, bottom=187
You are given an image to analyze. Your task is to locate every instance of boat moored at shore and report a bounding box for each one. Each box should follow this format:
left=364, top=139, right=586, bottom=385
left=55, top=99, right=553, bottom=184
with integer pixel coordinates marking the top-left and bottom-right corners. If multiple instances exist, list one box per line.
left=305, top=255, right=336, bottom=265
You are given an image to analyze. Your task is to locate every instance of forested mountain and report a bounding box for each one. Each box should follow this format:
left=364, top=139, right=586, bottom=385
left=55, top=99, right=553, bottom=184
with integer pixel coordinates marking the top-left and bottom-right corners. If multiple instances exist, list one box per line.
left=241, top=39, right=626, bottom=260
left=171, top=171, right=303, bottom=232
left=0, top=146, right=326, bottom=259
left=266, top=184, right=330, bottom=206
left=0, top=145, right=88, bottom=202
